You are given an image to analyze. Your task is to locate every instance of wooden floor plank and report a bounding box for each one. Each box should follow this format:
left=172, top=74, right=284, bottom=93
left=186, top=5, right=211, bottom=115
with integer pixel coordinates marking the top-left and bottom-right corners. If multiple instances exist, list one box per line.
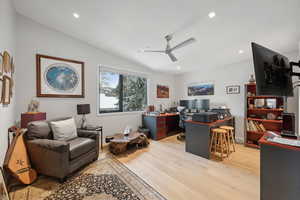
left=116, top=135, right=260, bottom=200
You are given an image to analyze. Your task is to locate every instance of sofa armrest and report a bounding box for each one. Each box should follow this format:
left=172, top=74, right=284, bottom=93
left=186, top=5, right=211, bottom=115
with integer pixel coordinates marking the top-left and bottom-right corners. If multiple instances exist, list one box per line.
left=26, top=139, right=69, bottom=179
left=77, top=130, right=99, bottom=140
left=77, top=129, right=100, bottom=157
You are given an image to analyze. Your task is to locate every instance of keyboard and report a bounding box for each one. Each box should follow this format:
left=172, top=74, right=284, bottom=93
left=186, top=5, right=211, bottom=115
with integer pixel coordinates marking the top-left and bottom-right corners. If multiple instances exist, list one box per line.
left=268, top=137, right=300, bottom=147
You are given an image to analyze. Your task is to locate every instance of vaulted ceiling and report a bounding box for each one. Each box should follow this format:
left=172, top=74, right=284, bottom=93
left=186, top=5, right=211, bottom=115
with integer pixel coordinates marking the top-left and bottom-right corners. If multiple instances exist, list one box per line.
left=13, top=0, right=300, bottom=73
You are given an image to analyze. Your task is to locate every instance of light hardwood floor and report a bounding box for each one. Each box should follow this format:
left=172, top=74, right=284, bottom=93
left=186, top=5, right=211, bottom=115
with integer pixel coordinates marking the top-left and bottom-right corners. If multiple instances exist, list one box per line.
left=116, top=135, right=260, bottom=200
left=10, top=135, right=260, bottom=200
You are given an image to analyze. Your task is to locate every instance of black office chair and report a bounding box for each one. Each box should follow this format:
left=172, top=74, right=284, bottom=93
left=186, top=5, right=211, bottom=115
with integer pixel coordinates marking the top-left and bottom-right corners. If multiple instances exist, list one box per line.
left=177, top=107, right=187, bottom=141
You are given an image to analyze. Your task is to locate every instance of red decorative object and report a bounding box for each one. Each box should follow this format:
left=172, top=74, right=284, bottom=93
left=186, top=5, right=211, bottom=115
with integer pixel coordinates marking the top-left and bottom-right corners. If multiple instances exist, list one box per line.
left=21, top=112, right=46, bottom=128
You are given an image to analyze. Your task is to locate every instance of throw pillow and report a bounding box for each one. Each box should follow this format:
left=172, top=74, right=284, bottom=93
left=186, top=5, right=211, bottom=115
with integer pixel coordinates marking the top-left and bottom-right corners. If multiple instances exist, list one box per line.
left=50, top=117, right=78, bottom=141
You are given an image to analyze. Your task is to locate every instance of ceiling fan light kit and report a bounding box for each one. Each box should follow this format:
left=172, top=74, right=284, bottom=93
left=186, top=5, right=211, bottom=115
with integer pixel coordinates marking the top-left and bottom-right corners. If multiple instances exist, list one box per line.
left=143, top=34, right=196, bottom=62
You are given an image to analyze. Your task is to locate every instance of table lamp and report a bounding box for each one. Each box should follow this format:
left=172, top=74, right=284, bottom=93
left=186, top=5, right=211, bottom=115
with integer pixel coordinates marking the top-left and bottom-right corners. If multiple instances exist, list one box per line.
left=77, top=104, right=90, bottom=129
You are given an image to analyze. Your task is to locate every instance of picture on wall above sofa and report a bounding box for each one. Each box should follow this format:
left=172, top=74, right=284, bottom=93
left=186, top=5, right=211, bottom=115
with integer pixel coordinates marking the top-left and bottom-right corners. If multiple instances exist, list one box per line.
left=188, top=83, right=214, bottom=96
left=157, top=84, right=169, bottom=98
left=36, top=54, right=85, bottom=98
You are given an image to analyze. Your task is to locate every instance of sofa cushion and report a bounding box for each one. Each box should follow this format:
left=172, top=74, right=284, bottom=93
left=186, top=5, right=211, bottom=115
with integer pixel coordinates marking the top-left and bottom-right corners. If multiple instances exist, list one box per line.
left=50, top=118, right=78, bottom=141
left=68, top=137, right=96, bottom=160
left=27, top=120, right=52, bottom=140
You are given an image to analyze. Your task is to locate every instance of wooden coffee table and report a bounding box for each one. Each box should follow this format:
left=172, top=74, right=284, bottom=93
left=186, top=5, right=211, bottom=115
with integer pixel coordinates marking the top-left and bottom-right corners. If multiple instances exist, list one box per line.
left=109, top=132, right=148, bottom=154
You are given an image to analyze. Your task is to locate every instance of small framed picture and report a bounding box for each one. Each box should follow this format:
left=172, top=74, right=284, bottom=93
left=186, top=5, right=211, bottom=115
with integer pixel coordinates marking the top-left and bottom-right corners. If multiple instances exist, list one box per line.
left=0, top=167, right=10, bottom=200
left=1, top=75, right=11, bottom=105
left=157, top=85, right=169, bottom=98
left=226, top=85, right=240, bottom=94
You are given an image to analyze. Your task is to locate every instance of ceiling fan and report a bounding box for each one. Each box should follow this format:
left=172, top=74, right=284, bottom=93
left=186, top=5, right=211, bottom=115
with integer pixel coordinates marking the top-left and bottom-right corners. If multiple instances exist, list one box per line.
left=142, top=34, right=196, bottom=62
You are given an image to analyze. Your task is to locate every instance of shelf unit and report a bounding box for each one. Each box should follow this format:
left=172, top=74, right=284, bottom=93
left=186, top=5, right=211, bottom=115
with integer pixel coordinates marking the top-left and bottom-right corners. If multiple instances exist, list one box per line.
left=244, top=83, right=284, bottom=148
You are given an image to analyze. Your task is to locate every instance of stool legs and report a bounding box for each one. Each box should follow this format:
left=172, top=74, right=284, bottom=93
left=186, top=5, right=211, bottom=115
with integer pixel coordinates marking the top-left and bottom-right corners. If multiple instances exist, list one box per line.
left=210, top=129, right=231, bottom=161
left=210, top=131, right=215, bottom=154
left=230, top=130, right=236, bottom=152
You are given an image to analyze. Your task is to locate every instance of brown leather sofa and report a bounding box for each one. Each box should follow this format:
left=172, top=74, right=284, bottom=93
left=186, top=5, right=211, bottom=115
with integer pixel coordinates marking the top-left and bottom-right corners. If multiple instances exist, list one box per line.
left=25, top=118, right=99, bottom=182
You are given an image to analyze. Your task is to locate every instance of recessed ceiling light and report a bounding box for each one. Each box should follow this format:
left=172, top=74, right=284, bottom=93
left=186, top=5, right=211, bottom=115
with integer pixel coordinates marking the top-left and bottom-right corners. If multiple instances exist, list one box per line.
left=238, top=50, right=244, bottom=54
left=73, top=13, right=80, bottom=19
left=208, top=12, right=216, bottom=19
left=177, top=66, right=181, bottom=70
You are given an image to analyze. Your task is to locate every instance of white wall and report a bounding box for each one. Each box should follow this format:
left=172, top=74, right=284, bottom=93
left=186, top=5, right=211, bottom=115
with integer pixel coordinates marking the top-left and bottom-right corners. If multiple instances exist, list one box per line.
left=175, top=51, right=299, bottom=142
left=0, top=0, right=17, bottom=164
left=16, top=15, right=176, bottom=137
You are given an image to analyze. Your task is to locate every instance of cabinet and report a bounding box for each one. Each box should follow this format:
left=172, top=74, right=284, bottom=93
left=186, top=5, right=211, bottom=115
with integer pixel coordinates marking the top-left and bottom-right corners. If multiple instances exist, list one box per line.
left=21, top=112, right=46, bottom=128
left=142, top=114, right=180, bottom=140
left=244, top=84, right=283, bottom=148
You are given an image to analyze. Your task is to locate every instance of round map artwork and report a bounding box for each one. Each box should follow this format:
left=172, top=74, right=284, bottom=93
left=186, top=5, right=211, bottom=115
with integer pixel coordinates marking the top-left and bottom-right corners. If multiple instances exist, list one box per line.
left=44, top=63, right=79, bottom=92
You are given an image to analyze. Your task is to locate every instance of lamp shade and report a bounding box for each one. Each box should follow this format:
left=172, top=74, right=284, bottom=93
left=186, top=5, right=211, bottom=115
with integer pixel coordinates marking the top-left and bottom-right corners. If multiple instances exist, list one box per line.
left=77, top=104, right=90, bottom=115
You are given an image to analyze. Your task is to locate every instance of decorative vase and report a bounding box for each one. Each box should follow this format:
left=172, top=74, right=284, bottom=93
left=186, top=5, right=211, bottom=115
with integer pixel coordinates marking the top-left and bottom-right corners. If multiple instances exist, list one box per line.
left=249, top=74, right=255, bottom=83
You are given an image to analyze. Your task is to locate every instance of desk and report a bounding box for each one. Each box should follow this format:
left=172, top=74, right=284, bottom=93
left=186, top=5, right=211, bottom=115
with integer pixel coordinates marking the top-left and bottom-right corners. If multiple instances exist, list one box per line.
left=259, top=135, right=300, bottom=200
left=142, top=113, right=181, bottom=140
left=185, top=117, right=234, bottom=159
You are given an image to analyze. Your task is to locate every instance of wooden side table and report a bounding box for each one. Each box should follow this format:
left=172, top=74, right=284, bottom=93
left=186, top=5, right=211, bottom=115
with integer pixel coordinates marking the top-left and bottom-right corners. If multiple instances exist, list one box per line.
left=79, top=126, right=103, bottom=150
left=21, top=112, right=46, bottom=128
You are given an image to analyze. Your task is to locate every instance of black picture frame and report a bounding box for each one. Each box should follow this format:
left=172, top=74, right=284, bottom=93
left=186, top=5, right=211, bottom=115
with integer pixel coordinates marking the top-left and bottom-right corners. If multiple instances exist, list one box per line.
left=226, top=85, right=240, bottom=94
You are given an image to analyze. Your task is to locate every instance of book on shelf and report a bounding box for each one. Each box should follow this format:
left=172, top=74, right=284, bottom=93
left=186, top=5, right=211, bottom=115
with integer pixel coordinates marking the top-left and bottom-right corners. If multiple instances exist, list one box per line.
left=246, top=120, right=266, bottom=133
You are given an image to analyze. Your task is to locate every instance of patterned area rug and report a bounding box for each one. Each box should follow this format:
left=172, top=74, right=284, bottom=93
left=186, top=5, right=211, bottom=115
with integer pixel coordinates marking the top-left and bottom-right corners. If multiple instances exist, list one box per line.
left=10, top=156, right=166, bottom=200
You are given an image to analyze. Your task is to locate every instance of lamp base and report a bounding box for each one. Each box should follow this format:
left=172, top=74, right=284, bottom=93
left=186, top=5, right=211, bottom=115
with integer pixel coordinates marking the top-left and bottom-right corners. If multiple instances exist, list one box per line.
left=81, top=114, right=87, bottom=129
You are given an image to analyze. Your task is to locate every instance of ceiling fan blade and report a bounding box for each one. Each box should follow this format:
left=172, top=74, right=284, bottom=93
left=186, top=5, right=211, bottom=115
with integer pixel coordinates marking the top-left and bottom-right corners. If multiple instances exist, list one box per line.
left=143, top=50, right=165, bottom=53
left=171, top=38, right=196, bottom=51
left=167, top=52, right=178, bottom=62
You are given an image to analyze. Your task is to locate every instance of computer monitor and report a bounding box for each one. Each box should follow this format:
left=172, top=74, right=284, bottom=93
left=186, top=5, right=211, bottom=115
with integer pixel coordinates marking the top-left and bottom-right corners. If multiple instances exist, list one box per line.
left=179, top=100, right=193, bottom=109
left=251, top=42, right=294, bottom=97
left=194, top=99, right=210, bottom=111
left=179, top=99, right=210, bottom=111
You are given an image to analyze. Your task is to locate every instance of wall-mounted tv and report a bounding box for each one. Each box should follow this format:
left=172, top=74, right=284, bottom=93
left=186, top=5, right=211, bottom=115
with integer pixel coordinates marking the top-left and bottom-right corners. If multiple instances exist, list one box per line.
left=251, top=42, right=294, bottom=97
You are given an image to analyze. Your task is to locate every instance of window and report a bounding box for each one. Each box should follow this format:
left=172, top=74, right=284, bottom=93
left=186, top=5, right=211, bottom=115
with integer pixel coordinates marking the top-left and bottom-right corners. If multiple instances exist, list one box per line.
left=99, top=70, right=147, bottom=113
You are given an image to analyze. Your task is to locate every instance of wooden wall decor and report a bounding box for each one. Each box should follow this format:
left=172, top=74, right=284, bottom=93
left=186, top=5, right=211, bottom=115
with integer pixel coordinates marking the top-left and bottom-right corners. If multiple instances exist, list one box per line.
left=0, top=50, right=15, bottom=105
left=1, top=76, right=11, bottom=105
left=0, top=52, right=3, bottom=76
left=36, top=54, right=85, bottom=98
left=2, top=51, right=11, bottom=73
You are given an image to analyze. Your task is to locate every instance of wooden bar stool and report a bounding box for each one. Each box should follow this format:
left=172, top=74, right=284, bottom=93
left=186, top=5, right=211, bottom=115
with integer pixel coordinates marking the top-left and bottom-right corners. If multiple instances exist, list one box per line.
left=210, top=128, right=230, bottom=160
left=220, top=126, right=236, bottom=152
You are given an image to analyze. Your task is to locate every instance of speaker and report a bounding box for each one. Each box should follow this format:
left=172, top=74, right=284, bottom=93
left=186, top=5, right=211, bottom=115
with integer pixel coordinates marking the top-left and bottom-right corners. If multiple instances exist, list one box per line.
left=282, top=113, right=296, bottom=137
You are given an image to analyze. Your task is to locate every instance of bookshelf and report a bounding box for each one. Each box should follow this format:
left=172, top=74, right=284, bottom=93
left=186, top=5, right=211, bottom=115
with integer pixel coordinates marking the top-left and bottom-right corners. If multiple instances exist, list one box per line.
left=244, top=83, right=284, bottom=148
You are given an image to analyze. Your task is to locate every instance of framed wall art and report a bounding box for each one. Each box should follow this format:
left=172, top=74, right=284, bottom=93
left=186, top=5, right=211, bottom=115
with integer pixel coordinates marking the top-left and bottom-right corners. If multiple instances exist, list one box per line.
left=188, top=83, right=214, bottom=96
left=0, top=167, right=9, bottom=200
left=226, top=85, right=240, bottom=94
left=157, top=85, right=169, bottom=98
left=36, top=54, right=85, bottom=98
left=1, top=75, right=11, bottom=105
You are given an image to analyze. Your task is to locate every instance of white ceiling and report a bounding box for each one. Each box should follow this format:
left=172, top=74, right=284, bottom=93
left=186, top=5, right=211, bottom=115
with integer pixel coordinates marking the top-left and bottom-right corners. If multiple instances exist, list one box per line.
left=13, top=0, right=300, bottom=73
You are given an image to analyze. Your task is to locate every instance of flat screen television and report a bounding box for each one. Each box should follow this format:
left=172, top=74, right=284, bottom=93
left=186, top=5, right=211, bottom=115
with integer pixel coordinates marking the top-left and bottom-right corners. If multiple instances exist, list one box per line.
left=251, top=42, right=294, bottom=97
